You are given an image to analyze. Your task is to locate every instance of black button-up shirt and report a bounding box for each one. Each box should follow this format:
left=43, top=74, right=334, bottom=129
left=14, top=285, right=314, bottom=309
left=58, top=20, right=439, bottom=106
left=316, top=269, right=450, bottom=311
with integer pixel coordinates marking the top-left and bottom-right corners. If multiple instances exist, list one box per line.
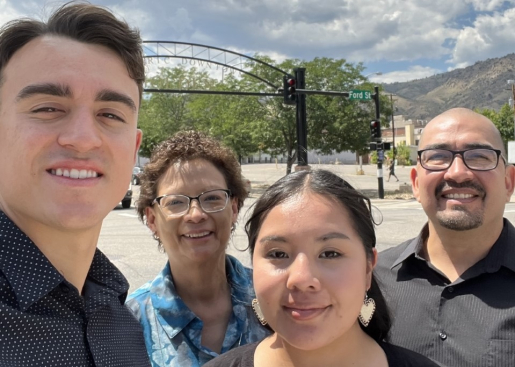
left=0, top=211, right=151, bottom=367
left=376, top=219, right=515, bottom=367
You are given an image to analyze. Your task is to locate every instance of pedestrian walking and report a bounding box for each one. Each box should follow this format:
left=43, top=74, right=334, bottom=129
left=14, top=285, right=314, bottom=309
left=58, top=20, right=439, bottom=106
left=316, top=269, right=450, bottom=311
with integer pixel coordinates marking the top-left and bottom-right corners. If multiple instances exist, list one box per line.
left=387, top=159, right=399, bottom=182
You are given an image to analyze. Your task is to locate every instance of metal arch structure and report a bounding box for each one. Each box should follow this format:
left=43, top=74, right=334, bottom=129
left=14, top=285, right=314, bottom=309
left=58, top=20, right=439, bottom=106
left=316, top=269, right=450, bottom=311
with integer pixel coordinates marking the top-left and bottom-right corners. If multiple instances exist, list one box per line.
left=140, top=41, right=383, bottom=180
left=142, top=41, right=288, bottom=91
left=141, top=41, right=310, bottom=168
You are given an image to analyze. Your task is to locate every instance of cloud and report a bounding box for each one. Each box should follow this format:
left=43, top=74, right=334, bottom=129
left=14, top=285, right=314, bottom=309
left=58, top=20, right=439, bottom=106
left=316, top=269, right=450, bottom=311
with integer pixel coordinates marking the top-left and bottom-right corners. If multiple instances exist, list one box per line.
left=450, top=7, right=515, bottom=67
left=0, top=0, right=25, bottom=25
left=2, top=0, right=515, bottom=77
left=465, top=0, right=515, bottom=12
left=372, top=66, right=442, bottom=83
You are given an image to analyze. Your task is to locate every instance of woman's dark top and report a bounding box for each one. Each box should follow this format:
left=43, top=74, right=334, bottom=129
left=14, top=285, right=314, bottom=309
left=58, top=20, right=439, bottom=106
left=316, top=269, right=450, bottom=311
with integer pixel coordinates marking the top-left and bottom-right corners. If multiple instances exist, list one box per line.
left=203, top=340, right=440, bottom=367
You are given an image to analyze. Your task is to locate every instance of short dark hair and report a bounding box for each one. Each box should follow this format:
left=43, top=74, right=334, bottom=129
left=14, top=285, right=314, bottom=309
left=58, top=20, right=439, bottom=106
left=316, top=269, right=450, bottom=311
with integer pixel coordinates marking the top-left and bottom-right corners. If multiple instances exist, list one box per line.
left=137, top=130, right=247, bottom=226
left=245, top=169, right=391, bottom=341
left=0, top=1, right=144, bottom=101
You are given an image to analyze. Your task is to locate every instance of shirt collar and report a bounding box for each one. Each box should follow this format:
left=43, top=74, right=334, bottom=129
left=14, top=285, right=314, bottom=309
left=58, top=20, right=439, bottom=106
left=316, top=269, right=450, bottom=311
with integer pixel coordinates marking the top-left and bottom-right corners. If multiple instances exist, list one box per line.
left=0, top=211, right=129, bottom=311
left=0, top=211, right=64, bottom=311
left=482, top=218, right=515, bottom=273
left=391, top=224, right=428, bottom=269
left=150, top=255, right=255, bottom=339
left=390, top=219, right=515, bottom=273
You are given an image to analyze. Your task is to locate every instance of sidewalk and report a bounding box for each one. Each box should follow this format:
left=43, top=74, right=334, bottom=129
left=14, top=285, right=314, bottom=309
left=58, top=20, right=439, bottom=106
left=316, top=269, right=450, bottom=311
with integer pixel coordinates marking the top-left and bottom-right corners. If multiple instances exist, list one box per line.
left=241, top=163, right=413, bottom=199
left=241, top=162, right=515, bottom=203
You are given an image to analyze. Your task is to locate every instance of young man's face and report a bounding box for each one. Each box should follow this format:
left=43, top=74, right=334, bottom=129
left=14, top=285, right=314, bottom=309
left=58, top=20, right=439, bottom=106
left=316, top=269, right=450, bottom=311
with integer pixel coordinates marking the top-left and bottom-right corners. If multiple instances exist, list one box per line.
left=0, top=36, right=142, bottom=232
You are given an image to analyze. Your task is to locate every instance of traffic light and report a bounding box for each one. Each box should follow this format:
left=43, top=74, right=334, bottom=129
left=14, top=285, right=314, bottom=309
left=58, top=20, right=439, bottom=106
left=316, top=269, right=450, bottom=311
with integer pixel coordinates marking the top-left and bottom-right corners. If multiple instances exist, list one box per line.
left=283, top=75, right=297, bottom=105
left=370, top=120, right=381, bottom=140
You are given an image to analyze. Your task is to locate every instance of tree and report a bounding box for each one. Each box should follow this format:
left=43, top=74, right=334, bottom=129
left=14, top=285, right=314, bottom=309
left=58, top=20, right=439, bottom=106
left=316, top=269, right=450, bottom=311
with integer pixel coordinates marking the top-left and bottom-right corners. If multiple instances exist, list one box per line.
left=477, top=104, right=514, bottom=151
left=138, top=67, right=216, bottom=157
left=138, top=56, right=393, bottom=174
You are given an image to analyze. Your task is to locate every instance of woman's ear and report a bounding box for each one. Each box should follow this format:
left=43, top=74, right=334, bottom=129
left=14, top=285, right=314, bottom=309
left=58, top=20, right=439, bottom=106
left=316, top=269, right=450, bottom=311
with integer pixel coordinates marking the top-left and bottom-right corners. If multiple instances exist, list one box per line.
left=231, top=197, right=239, bottom=223
left=366, top=248, right=378, bottom=289
left=145, top=206, right=158, bottom=233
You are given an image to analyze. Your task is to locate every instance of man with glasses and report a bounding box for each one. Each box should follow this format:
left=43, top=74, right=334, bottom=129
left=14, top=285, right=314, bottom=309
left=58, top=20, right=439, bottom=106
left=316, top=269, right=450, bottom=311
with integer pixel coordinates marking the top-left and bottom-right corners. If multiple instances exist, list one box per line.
left=376, top=108, right=515, bottom=367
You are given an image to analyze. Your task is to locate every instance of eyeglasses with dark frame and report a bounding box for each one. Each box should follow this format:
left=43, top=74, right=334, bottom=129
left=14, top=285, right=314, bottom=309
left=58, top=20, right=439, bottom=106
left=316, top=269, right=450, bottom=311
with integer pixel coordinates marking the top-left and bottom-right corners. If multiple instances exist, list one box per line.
left=417, top=148, right=506, bottom=172
left=152, top=189, right=232, bottom=217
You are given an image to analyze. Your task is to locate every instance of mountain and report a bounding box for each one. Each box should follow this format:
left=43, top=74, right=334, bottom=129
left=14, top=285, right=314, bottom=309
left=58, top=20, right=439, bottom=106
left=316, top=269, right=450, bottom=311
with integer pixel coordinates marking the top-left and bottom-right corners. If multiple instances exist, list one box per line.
left=383, top=53, right=515, bottom=120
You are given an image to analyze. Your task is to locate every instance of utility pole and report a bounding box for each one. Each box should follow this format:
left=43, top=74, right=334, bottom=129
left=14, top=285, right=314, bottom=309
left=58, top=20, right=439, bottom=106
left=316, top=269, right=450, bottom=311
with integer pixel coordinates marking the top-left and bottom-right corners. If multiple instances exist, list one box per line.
left=390, top=94, right=396, bottom=163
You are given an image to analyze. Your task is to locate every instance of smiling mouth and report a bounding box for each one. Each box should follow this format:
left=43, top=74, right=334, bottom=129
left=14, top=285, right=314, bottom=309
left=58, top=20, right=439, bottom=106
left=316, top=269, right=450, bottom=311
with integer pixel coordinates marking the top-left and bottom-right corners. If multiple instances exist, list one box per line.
left=442, top=193, right=476, bottom=199
left=284, top=306, right=330, bottom=320
left=48, top=168, right=101, bottom=179
left=183, top=231, right=211, bottom=238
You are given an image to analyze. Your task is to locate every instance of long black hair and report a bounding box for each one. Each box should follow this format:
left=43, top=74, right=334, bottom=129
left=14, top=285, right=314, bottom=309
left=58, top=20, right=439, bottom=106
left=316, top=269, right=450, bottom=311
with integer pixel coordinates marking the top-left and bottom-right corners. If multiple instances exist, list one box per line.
left=245, top=169, right=390, bottom=341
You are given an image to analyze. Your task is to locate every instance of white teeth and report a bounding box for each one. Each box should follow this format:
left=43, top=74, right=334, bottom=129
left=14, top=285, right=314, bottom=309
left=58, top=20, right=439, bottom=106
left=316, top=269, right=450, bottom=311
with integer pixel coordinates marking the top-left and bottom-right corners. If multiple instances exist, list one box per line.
left=445, top=193, right=474, bottom=199
left=184, top=232, right=210, bottom=238
left=51, top=168, right=99, bottom=179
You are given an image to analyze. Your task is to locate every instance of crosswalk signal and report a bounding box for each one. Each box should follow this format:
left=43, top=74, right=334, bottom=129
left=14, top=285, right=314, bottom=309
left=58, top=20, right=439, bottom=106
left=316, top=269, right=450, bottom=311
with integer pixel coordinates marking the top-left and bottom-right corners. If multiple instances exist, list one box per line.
left=370, top=120, right=381, bottom=140
left=283, top=75, right=297, bottom=105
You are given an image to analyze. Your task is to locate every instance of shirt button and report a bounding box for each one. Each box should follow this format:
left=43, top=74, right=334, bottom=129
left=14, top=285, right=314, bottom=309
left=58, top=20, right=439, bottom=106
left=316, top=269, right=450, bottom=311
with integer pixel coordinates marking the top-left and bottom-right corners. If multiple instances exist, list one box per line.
left=439, top=332, right=447, bottom=340
left=447, top=286, right=454, bottom=293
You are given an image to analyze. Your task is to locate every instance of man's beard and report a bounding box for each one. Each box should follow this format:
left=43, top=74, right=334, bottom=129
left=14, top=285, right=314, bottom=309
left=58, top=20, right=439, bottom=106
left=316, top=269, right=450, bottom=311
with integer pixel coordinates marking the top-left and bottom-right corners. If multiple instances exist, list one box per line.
left=434, top=180, right=485, bottom=231
left=436, top=205, right=483, bottom=231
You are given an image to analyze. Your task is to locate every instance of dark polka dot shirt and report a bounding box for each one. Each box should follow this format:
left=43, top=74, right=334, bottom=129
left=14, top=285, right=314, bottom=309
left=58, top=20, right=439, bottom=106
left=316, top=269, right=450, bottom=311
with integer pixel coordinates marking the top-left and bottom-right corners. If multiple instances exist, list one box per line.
left=0, top=212, right=151, bottom=367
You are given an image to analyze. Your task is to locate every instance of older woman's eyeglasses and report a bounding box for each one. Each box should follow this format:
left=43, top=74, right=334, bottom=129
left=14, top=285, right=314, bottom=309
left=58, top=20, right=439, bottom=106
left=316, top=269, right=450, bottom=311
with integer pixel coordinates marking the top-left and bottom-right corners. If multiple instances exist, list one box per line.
left=152, top=189, right=231, bottom=217
left=417, top=148, right=506, bottom=171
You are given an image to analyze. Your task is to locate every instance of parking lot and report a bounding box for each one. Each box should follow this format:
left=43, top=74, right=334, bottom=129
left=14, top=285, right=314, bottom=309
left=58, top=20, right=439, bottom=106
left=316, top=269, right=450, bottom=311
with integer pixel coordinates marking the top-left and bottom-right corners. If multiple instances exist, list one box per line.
left=99, top=163, right=515, bottom=292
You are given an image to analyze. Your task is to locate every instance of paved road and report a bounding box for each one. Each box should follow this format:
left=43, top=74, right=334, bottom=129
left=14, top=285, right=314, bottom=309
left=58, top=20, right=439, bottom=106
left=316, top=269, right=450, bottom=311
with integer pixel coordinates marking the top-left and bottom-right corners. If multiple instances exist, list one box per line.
left=98, top=163, right=515, bottom=293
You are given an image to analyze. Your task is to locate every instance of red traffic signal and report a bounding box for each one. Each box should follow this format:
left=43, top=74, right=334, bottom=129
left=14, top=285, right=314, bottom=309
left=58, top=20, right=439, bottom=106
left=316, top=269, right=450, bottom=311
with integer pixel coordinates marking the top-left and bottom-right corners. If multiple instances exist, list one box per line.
left=283, top=75, right=297, bottom=105
left=370, top=120, right=381, bottom=140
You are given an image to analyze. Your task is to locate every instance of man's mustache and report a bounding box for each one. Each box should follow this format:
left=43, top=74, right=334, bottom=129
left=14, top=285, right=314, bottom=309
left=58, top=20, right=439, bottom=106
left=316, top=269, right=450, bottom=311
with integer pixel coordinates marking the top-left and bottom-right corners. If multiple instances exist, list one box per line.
left=435, top=180, right=486, bottom=197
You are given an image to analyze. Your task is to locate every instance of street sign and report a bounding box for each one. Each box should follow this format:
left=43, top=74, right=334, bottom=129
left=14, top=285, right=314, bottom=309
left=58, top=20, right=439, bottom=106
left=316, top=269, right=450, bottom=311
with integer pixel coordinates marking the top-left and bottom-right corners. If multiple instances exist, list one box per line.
left=349, top=90, right=372, bottom=101
left=378, top=149, right=384, bottom=161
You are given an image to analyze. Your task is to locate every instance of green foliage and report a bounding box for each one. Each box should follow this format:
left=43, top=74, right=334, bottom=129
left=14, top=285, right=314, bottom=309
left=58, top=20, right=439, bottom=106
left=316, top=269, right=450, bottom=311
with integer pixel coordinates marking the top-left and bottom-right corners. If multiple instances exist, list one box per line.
left=138, top=57, right=393, bottom=173
left=370, top=150, right=378, bottom=164
left=385, top=142, right=412, bottom=165
left=476, top=104, right=514, bottom=151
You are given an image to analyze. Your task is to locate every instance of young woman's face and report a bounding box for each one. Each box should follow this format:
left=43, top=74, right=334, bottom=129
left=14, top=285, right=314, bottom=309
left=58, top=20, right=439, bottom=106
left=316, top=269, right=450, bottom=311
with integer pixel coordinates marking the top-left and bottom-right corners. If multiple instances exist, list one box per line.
left=253, top=191, right=376, bottom=351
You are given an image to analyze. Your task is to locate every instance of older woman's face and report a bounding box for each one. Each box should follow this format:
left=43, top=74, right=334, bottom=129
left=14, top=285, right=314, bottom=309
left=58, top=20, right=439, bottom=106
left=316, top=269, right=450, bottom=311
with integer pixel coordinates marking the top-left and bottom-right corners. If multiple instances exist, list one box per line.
left=252, top=191, right=376, bottom=351
left=146, top=159, right=238, bottom=264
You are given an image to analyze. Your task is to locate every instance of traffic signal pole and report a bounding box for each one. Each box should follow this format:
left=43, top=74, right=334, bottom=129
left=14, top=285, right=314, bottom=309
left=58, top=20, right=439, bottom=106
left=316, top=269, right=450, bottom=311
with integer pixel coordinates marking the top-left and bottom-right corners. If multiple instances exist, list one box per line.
left=295, top=68, right=308, bottom=167
left=373, top=86, right=385, bottom=199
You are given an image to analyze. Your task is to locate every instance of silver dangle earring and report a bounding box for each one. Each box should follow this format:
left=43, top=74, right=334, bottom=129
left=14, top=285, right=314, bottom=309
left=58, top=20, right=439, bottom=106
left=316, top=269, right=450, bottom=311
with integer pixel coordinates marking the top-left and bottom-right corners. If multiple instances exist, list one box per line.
left=358, top=293, right=376, bottom=327
left=252, top=299, right=267, bottom=326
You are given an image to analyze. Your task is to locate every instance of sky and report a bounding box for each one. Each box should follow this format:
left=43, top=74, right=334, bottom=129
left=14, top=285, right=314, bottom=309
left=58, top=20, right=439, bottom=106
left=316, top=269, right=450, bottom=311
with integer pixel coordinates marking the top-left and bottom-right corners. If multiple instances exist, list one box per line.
left=2, top=0, right=515, bottom=84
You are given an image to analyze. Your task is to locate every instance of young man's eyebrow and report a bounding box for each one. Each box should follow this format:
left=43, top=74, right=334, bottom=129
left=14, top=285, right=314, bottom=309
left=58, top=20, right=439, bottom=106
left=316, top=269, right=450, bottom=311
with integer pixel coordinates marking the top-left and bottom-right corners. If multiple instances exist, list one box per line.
left=96, top=89, right=137, bottom=112
left=16, top=83, right=71, bottom=101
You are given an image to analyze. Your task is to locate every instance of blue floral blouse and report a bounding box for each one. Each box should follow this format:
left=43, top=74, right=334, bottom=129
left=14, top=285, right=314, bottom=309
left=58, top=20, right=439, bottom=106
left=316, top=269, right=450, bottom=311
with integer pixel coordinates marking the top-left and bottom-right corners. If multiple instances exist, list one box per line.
left=126, top=255, right=270, bottom=367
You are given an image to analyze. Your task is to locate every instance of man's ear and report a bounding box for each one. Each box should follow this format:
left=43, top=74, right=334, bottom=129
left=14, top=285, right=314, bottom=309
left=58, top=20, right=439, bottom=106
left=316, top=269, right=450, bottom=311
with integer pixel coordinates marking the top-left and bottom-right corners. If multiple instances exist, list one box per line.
left=505, top=164, right=515, bottom=202
left=411, top=167, right=421, bottom=203
left=133, top=129, right=142, bottom=164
